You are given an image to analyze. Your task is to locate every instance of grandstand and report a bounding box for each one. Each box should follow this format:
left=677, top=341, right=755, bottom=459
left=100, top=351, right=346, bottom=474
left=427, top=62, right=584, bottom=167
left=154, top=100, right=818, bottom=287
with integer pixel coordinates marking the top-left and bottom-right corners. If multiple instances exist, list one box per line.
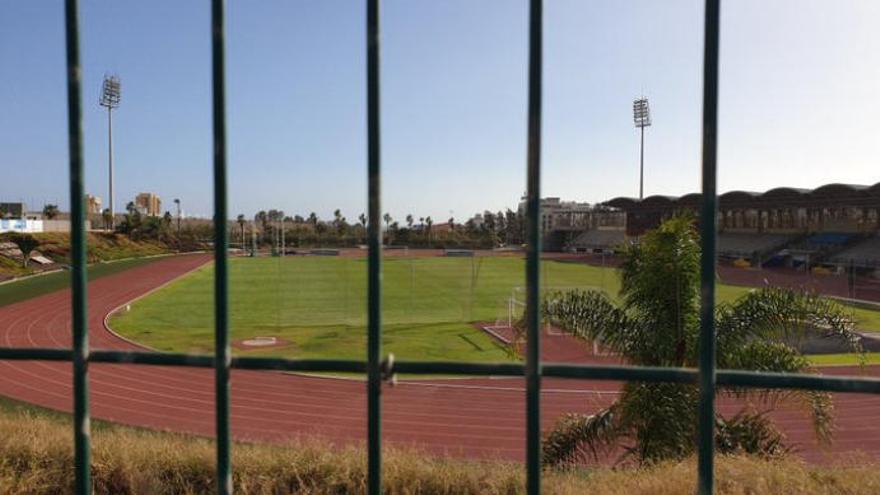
left=789, top=232, right=855, bottom=250
left=829, top=235, right=880, bottom=268
left=568, top=229, right=625, bottom=252
left=785, top=232, right=861, bottom=266
left=587, top=181, right=879, bottom=271
left=717, top=233, right=791, bottom=261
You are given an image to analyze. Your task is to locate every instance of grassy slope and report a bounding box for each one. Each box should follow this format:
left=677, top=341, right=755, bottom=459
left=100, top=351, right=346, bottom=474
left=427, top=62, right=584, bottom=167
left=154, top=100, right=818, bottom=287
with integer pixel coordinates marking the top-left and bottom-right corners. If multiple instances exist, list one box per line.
left=111, top=256, right=880, bottom=363
left=0, top=232, right=173, bottom=280
left=0, top=257, right=164, bottom=308
left=1, top=394, right=879, bottom=494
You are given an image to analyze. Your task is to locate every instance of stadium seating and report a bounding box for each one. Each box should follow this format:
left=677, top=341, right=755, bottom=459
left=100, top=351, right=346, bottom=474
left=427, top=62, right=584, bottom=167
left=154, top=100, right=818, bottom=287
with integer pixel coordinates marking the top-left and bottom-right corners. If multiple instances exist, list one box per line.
left=717, top=233, right=791, bottom=259
left=569, top=229, right=625, bottom=250
left=805, top=232, right=853, bottom=246
left=788, top=232, right=854, bottom=251
left=829, top=235, right=880, bottom=267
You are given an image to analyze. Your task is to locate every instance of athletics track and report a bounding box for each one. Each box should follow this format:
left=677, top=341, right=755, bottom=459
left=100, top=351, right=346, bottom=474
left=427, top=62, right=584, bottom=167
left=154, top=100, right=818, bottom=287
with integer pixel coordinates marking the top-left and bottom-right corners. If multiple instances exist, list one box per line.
left=1, top=253, right=879, bottom=463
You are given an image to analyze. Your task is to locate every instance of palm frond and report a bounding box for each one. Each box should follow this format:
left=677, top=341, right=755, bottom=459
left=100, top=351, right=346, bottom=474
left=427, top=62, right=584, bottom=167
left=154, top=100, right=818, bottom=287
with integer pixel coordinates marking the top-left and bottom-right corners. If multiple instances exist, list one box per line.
left=542, top=408, right=619, bottom=467
left=544, top=289, right=643, bottom=359
left=718, top=340, right=834, bottom=444
left=719, top=340, right=810, bottom=372
left=715, top=409, right=790, bottom=458
left=716, top=287, right=861, bottom=355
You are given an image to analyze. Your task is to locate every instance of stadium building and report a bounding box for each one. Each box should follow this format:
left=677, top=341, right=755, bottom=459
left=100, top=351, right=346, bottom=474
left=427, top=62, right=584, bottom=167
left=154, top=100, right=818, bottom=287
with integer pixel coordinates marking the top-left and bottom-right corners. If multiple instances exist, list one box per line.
left=556, top=182, right=880, bottom=270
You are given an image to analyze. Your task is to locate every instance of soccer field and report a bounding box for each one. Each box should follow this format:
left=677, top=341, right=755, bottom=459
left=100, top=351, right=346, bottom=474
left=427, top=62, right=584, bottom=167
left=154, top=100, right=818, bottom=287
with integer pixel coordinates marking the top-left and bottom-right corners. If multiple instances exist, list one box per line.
left=110, top=256, right=617, bottom=362
left=109, top=256, right=880, bottom=362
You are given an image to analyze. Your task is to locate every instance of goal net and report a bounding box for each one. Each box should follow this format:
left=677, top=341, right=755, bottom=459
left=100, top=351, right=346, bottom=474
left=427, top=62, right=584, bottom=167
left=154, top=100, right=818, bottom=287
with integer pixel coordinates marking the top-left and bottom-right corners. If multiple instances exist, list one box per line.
left=482, top=286, right=614, bottom=356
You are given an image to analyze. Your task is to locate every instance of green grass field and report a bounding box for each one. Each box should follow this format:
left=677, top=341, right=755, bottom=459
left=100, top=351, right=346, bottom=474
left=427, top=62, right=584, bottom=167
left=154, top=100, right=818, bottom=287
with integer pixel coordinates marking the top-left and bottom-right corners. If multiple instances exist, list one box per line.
left=0, top=257, right=163, bottom=308
left=807, top=353, right=880, bottom=366
left=110, top=256, right=880, bottom=364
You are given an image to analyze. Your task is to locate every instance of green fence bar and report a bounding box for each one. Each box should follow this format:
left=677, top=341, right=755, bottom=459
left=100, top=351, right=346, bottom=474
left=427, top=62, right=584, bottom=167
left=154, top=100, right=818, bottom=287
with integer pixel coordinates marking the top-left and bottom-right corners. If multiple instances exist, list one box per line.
left=524, top=0, right=543, bottom=493
left=15, top=345, right=880, bottom=396
left=210, top=0, right=232, bottom=493
left=63, top=1, right=91, bottom=493
left=366, top=0, right=383, bottom=494
left=0, top=348, right=72, bottom=361
left=697, top=0, right=722, bottom=493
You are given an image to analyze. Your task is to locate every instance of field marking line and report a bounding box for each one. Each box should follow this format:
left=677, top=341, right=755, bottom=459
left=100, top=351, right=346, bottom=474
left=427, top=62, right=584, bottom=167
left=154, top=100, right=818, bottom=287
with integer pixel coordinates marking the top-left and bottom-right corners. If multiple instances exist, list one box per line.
left=102, top=256, right=214, bottom=352
left=481, top=325, right=514, bottom=344
left=394, top=380, right=622, bottom=395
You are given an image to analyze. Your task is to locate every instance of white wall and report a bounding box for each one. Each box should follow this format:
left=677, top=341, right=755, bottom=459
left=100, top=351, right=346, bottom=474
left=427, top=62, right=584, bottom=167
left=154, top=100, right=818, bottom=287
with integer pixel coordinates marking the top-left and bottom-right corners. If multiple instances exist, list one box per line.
left=0, top=219, right=43, bottom=233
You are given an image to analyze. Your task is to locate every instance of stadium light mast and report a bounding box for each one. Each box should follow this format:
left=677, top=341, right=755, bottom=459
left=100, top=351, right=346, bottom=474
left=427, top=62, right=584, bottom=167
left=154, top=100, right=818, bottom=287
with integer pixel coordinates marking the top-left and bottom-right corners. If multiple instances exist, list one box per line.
left=633, top=97, right=652, bottom=200
left=99, top=74, right=121, bottom=229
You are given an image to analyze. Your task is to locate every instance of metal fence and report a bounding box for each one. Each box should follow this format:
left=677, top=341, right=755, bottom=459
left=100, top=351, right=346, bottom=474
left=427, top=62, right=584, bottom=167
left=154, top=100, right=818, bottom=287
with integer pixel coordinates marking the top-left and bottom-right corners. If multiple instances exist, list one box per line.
left=3, top=1, right=879, bottom=494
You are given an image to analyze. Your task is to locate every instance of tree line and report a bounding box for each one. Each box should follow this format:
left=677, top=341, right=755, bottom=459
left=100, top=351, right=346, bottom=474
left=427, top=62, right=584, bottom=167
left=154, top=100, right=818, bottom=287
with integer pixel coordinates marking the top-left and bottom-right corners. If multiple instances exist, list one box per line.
left=235, top=208, right=528, bottom=250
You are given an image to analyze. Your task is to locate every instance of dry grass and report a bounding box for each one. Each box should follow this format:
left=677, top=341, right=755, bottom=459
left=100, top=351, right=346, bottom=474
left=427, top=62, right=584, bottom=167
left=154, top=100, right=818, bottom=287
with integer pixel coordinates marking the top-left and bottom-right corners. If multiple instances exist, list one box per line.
left=1, top=404, right=879, bottom=494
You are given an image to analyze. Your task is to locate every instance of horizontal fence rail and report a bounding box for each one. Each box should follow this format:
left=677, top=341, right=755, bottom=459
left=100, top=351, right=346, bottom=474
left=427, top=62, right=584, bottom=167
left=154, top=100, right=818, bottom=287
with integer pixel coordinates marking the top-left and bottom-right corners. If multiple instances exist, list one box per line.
left=4, top=347, right=880, bottom=395
left=0, top=0, right=872, bottom=494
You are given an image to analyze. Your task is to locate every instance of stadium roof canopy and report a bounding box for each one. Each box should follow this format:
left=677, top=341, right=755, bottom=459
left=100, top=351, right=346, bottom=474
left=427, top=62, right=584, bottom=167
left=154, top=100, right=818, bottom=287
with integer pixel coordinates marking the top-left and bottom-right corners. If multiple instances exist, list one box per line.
left=601, top=182, right=880, bottom=211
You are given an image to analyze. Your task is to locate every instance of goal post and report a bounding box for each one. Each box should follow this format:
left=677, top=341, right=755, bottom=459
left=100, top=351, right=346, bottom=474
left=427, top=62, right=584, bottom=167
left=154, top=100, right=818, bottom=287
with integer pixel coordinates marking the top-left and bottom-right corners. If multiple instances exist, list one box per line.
left=497, top=285, right=615, bottom=355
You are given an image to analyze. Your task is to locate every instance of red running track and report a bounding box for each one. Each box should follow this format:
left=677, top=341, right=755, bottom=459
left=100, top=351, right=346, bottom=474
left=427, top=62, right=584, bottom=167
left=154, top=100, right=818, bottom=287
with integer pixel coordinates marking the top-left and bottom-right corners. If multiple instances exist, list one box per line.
left=0, top=253, right=878, bottom=462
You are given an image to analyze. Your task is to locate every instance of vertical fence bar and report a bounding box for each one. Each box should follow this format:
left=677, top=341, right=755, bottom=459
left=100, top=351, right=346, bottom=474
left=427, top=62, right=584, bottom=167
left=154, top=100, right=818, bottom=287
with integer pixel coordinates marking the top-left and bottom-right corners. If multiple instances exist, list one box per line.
left=64, top=1, right=91, bottom=493
left=366, top=0, right=383, bottom=494
left=697, top=0, right=721, bottom=494
left=211, top=0, right=232, bottom=493
left=525, top=0, right=543, bottom=493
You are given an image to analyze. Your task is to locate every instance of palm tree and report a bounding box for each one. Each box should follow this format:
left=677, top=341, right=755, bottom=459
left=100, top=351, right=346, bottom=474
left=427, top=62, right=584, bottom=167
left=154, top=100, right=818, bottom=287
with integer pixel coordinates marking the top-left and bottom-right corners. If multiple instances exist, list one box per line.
left=101, top=208, right=113, bottom=230
left=42, top=204, right=59, bottom=220
left=173, top=199, right=181, bottom=237
left=333, top=209, right=347, bottom=238
left=541, top=216, right=859, bottom=466
left=7, top=233, right=39, bottom=268
left=382, top=213, right=392, bottom=244
left=256, top=210, right=268, bottom=229
left=425, top=216, right=433, bottom=244
left=237, top=214, right=246, bottom=249
left=406, top=214, right=414, bottom=229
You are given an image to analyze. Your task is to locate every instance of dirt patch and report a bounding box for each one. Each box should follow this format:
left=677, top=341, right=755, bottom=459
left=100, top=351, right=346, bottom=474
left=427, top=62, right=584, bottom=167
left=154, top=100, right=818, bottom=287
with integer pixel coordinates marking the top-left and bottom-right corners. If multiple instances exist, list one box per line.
left=474, top=321, right=623, bottom=364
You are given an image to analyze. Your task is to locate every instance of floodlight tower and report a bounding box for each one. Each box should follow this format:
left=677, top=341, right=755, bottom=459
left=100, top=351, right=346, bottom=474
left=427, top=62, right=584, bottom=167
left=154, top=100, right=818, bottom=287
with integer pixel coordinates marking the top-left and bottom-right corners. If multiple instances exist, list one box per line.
left=99, top=75, right=121, bottom=228
left=633, top=97, right=652, bottom=200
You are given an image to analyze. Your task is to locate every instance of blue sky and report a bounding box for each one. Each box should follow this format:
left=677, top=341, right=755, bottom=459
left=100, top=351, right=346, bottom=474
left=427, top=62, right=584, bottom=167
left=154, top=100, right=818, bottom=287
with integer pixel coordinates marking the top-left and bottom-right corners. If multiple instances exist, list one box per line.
left=1, top=1, right=877, bottom=221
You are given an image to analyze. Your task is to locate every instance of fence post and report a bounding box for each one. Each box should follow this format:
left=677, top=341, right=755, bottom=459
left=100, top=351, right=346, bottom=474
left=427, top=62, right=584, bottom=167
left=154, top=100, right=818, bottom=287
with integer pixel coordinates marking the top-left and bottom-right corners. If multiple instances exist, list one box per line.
left=525, top=0, right=543, bottom=493
left=211, top=0, right=232, bottom=493
left=697, top=0, right=722, bottom=494
left=64, top=1, right=91, bottom=493
left=366, top=0, right=383, bottom=493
